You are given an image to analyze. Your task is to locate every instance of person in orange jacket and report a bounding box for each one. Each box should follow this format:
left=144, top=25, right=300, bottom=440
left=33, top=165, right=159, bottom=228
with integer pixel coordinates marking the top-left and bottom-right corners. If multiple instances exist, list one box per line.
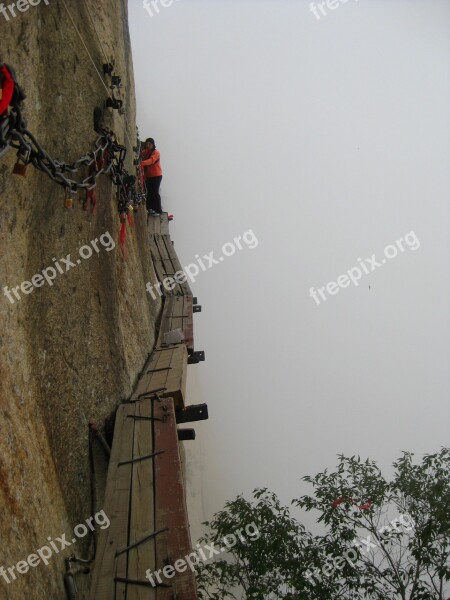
left=141, top=137, right=163, bottom=215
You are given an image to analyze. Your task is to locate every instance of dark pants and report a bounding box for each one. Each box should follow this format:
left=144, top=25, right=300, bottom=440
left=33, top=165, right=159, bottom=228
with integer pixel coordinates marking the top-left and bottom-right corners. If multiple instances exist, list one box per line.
left=146, top=176, right=162, bottom=213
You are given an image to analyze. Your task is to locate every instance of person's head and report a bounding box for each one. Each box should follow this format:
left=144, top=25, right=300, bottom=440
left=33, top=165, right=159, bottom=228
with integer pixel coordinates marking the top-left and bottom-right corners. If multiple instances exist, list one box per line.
left=145, top=137, right=155, bottom=151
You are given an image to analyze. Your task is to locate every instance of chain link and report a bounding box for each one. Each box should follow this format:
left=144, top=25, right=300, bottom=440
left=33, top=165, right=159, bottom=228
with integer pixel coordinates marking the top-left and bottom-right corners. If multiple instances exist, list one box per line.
left=0, top=69, right=146, bottom=211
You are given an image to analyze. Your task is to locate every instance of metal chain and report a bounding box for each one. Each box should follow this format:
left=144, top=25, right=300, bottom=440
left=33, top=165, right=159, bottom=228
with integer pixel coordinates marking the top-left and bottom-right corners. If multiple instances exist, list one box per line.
left=0, top=71, right=146, bottom=210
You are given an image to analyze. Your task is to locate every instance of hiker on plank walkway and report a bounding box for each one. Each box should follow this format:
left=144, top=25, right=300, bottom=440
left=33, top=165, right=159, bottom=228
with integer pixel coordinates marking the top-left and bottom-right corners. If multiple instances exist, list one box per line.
left=141, top=137, right=163, bottom=215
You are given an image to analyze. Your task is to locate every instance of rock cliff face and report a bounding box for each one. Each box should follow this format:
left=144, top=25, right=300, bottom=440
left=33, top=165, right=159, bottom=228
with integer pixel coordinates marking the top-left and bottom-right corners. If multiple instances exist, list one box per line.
left=0, top=2, right=160, bottom=598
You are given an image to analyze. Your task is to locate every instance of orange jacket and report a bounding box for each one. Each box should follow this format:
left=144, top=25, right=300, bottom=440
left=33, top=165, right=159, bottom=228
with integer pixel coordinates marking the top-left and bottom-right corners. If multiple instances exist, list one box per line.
left=141, top=149, right=162, bottom=178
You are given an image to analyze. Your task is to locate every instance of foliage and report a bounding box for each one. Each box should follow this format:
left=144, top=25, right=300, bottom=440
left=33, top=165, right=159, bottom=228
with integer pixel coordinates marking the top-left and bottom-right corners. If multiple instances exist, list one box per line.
left=196, top=448, right=450, bottom=600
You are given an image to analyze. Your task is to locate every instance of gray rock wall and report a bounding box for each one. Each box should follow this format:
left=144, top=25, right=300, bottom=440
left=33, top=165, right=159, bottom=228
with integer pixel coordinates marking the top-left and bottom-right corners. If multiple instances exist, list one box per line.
left=0, top=2, right=159, bottom=597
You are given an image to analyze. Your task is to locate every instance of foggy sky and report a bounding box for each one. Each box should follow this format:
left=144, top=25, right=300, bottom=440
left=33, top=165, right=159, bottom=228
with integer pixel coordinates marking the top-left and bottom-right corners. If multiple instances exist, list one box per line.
left=128, top=0, right=450, bottom=541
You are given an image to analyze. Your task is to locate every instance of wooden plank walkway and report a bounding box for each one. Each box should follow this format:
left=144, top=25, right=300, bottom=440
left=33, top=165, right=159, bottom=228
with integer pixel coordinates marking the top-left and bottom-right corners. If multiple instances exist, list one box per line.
left=150, top=234, right=192, bottom=297
left=89, top=400, right=157, bottom=600
left=131, top=345, right=188, bottom=410
left=89, top=214, right=201, bottom=599
left=154, top=397, right=198, bottom=600
left=147, top=213, right=170, bottom=236
left=156, top=295, right=194, bottom=351
left=89, top=394, right=198, bottom=599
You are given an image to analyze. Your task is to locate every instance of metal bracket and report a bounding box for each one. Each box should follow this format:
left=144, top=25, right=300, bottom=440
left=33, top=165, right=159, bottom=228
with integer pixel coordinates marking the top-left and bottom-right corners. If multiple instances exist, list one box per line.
left=115, top=528, right=169, bottom=557
left=188, top=351, right=205, bottom=364
left=118, top=450, right=165, bottom=466
left=137, top=387, right=167, bottom=400
left=153, top=346, right=180, bottom=352
left=126, top=415, right=163, bottom=422
left=114, top=577, right=171, bottom=588
left=105, top=97, right=123, bottom=110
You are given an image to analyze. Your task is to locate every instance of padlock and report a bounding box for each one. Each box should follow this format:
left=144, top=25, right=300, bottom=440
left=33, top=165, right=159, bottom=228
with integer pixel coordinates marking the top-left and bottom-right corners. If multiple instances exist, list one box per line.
left=102, top=63, right=114, bottom=76
left=12, top=147, right=30, bottom=177
left=111, top=75, right=122, bottom=88
left=12, top=160, right=27, bottom=176
left=64, top=197, right=73, bottom=209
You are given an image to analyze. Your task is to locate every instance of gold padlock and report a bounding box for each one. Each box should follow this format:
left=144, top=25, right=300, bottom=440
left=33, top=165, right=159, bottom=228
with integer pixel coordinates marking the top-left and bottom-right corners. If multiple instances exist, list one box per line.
left=64, top=197, right=73, bottom=209
left=12, top=160, right=27, bottom=176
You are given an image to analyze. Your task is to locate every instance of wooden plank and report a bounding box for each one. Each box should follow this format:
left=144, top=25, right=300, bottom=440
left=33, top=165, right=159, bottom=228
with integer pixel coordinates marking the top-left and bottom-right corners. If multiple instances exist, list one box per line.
left=149, top=237, right=167, bottom=292
left=163, top=236, right=192, bottom=296
left=164, top=346, right=187, bottom=410
left=130, top=350, right=167, bottom=402
left=149, top=231, right=193, bottom=298
left=148, top=213, right=170, bottom=236
left=170, top=296, right=193, bottom=351
left=89, top=343, right=189, bottom=597
left=155, top=296, right=194, bottom=351
left=154, top=397, right=198, bottom=600
left=130, top=353, right=167, bottom=402
left=153, top=235, right=173, bottom=278
left=147, top=216, right=161, bottom=235
left=169, top=295, right=184, bottom=331
left=131, top=351, right=170, bottom=401
left=90, top=402, right=137, bottom=600
left=128, top=399, right=156, bottom=600
left=182, top=296, right=194, bottom=350
left=150, top=236, right=186, bottom=297
left=154, top=235, right=171, bottom=267
left=156, top=296, right=175, bottom=349
left=129, top=346, right=187, bottom=409
left=159, top=213, right=170, bottom=236
left=154, top=235, right=184, bottom=296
